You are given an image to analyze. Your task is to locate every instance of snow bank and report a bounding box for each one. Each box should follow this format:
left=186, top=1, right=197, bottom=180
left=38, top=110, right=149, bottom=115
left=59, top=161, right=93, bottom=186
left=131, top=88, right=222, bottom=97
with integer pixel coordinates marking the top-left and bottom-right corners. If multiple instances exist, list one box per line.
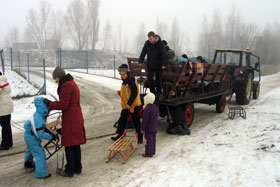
left=5, top=70, right=38, bottom=98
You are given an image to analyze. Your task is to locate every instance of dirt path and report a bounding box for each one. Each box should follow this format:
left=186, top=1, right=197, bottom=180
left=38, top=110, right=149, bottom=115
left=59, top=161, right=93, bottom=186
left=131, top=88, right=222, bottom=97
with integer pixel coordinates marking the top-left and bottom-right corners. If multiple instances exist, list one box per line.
left=0, top=71, right=279, bottom=186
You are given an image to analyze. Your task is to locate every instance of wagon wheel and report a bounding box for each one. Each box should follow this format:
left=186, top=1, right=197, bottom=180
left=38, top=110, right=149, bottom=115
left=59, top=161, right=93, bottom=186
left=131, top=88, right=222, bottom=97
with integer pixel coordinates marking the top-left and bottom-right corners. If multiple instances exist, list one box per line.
left=185, top=103, right=194, bottom=127
left=216, top=95, right=226, bottom=113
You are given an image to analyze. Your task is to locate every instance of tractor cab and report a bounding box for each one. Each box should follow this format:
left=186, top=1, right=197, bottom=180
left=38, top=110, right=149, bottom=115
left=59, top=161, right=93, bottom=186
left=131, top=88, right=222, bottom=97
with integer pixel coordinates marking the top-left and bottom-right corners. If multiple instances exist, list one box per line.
left=212, top=48, right=261, bottom=105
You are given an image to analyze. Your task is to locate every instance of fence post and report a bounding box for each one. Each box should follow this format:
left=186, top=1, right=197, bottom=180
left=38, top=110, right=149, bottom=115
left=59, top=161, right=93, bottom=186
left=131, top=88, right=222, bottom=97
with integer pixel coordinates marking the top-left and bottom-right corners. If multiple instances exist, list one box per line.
left=56, top=48, right=58, bottom=67
left=0, top=49, right=4, bottom=74
left=59, top=48, right=62, bottom=67
left=114, top=55, right=116, bottom=78
left=86, top=51, right=88, bottom=73
left=10, top=48, right=13, bottom=71
left=18, top=51, right=21, bottom=73
left=27, top=54, right=30, bottom=82
left=43, top=59, right=46, bottom=94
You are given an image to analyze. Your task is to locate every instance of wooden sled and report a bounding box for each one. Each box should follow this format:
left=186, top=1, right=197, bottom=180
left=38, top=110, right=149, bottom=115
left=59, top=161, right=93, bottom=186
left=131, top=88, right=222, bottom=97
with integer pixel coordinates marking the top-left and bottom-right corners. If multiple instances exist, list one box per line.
left=106, top=132, right=138, bottom=164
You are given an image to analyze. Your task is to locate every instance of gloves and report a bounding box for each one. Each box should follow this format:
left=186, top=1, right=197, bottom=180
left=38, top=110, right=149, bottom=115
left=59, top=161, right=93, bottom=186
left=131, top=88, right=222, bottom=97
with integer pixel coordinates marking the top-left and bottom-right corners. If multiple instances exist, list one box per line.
left=56, top=128, right=62, bottom=135
left=44, top=98, right=51, bottom=107
left=52, top=134, right=58, bottom=141
left=44, top=127, right=52, bottom=134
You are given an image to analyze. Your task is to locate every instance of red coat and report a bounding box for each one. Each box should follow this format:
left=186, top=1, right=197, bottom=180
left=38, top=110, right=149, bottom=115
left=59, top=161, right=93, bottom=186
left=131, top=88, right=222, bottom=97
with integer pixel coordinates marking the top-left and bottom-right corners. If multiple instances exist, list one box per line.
left=49, top=74, right=86, bottom=147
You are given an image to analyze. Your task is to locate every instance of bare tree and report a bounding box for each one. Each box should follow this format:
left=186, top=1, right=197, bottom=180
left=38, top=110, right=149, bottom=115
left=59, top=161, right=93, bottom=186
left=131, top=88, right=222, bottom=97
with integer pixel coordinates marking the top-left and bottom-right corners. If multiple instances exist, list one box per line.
left=48, top=10, right=65, bottom=48
left=135, top=22, right=146, bottom=54
left=112, top=31, right=118, bottom=53
left=25, top=0, right=51, bottom=49
left=198, top=15, right=210, bottom=57
left=40, top=0, right=51, bottom=48
left=238, top=23, right=259, bottom=51
left=102, top=20, right=112, bottom=51
left=210, top=8, right=224, bottom=50
left=118, top=21, right=122, bottom=53
left=225, top=5, right=242, bottom=49
left=155, top=17, right=169, bottom=39
left=4, top=26, right=20, bottom=48
left=65, top=0, right=89, bottom=50
left=169, top=18, right=183, bottom=55
left=87, top=0, right=100, bottom=50
left=255, top=23, right=280, bottom=65
left=122, top=34, right=128, bottom=56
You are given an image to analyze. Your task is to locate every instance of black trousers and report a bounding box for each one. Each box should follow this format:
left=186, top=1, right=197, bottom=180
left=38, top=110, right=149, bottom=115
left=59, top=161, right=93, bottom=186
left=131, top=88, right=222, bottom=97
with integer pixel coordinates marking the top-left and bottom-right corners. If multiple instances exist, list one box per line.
left=0, top=114, right=13, bottom=148
left=116, top=107, right=141, bottom=135
left=65, top=145, right=82, bottom=175
left=147, top=68, right=162, bottom=94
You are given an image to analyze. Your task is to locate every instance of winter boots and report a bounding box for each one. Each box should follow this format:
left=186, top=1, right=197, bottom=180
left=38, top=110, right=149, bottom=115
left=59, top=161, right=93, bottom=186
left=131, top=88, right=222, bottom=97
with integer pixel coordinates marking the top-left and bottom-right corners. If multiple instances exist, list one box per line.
left=166, top=123, right=190, bottom=135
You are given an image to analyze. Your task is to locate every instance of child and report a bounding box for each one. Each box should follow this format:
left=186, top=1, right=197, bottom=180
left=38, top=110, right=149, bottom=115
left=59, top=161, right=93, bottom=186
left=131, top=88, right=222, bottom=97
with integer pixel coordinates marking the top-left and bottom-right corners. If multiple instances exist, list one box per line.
left=141, top=93, right=159, bottom=157
left=24, top=97, right=56, bottom=179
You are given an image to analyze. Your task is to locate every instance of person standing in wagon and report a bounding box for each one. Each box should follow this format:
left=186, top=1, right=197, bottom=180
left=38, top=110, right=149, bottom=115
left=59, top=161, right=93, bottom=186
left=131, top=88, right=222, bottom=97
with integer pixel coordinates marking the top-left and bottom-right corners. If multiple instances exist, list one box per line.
left=44, top=67, right=86, bottom=177
left=140, top=93, right=159, bottom=157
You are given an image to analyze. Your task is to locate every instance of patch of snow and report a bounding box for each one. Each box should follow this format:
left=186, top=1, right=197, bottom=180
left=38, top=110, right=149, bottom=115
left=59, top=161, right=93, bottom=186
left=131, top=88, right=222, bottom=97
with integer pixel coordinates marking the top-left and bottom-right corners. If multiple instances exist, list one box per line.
left=5, top=70, right=38, bottom=97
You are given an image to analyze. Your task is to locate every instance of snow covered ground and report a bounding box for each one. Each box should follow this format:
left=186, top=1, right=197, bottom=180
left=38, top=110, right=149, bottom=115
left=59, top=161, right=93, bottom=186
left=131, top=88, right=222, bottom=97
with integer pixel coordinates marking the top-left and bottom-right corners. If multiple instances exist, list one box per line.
left=2, top=69, right=280, bottom=186
left=113, top=84, right=280, bottom=187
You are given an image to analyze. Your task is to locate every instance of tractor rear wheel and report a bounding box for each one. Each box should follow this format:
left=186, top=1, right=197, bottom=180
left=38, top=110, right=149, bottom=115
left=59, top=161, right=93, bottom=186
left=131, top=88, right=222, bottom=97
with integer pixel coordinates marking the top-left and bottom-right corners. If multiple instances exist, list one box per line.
left=235, top=78, right=252, bottom=105
left=253, top=81, right=260, bottom=99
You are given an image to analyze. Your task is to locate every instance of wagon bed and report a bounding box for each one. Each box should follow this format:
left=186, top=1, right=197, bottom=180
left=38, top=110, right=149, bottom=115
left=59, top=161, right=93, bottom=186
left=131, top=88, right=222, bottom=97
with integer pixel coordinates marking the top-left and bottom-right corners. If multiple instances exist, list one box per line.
left=127, top=57, right=230, bottom=106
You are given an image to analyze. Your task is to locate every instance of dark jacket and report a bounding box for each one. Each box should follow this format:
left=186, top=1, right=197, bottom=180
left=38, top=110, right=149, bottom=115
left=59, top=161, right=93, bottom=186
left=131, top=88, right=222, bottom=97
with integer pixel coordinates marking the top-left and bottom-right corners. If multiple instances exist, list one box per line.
left=49, top=74, right=86, bottom=147
left=141, top=104, right=159, bottom=133
left=139, top=35, right=168, bottom=70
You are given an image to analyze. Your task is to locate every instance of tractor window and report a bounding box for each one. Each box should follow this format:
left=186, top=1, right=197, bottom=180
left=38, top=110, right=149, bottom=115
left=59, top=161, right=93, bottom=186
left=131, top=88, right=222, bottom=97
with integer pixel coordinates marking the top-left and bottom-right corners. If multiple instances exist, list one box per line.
left=241, top=53, right=247, bottom=67
left=215, top=51, right=240, bottom=66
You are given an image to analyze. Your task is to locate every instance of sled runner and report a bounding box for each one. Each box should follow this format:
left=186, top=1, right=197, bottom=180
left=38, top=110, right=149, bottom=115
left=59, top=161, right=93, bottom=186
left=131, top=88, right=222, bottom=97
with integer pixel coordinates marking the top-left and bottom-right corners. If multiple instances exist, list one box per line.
left=106, top=131, right=138, bottom=164
left=228, top=106, right=246, bottom=119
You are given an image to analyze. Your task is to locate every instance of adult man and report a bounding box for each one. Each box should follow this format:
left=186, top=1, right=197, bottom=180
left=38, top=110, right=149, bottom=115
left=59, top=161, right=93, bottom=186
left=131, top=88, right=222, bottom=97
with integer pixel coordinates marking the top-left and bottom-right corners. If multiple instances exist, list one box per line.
left=139, top=31, right=168, bottom=95
left=44, top=67, right=86, bottom=177
left=111, top=64, right=143, bottom=144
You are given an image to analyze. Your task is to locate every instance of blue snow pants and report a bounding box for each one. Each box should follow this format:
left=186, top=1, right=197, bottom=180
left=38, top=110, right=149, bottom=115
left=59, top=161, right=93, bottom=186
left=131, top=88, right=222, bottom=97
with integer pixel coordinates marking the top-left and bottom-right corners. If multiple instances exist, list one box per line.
left=24, top=133, right=49, bottom=178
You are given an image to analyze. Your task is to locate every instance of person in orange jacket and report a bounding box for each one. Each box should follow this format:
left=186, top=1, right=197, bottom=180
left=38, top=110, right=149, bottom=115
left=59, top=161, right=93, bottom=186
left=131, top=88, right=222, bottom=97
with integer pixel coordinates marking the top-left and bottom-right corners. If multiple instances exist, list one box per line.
left=111, top=64, right=143, bottom=144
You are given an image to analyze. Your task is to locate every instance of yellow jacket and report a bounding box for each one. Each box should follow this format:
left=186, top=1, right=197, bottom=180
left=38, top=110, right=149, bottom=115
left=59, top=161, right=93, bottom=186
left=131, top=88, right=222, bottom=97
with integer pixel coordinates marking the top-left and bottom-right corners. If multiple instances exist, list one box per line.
left=120, top=73, right=141, bottom=113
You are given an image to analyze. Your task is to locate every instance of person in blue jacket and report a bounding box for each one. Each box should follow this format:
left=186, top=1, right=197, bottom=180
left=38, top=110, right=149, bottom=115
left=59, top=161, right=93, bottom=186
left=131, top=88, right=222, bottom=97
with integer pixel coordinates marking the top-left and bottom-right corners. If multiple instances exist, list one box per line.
left=23, top=97, right=56, bottom=179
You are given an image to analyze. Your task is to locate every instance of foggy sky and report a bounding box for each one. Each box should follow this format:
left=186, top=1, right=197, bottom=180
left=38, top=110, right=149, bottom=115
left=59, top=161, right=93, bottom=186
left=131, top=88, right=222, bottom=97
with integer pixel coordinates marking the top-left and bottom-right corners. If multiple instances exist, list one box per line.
left=1, top=0, right=280, bottom=50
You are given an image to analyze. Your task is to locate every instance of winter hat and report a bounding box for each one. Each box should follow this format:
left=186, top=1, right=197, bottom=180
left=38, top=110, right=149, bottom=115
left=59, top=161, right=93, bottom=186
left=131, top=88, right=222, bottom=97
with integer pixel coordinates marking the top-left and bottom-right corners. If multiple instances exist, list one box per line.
left=182, top=54, right=188, bottom=59
left=52, top=67, right=66, bottom=79
left=197, top=56, right=203, bottom=60
left=143, top=93, right=155, bottom=109
left=118, top=64, right=129, bottom=72
left=162, top=40, right=168, bottom=46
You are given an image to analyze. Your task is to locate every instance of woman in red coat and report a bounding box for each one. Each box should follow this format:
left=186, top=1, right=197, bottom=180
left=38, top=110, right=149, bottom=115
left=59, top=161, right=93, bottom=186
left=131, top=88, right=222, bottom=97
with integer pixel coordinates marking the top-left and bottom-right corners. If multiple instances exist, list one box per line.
left=44, top=67, right=86, bottom=177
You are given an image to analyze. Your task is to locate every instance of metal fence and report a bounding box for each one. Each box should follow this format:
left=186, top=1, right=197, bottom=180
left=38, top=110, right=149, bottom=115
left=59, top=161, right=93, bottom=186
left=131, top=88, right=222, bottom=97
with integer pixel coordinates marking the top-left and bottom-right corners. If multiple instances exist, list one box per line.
left=3, top=47, right=132, bottom=89
left=4, top=48, right=46, bottom=94
left=56, top=48, right=127, bottom=79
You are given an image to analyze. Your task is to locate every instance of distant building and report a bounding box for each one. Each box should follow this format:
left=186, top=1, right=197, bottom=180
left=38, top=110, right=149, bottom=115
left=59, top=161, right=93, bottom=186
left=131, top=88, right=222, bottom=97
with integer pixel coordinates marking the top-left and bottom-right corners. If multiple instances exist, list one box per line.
left=45, top=40, right=59, bottom=51
left=13, top=42, right=38, bottom=50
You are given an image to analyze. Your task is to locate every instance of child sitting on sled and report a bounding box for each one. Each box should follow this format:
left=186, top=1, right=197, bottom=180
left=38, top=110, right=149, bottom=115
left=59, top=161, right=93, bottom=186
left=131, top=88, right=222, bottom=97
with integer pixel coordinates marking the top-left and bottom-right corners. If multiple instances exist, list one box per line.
left=23, top=97, right=57, bottom=178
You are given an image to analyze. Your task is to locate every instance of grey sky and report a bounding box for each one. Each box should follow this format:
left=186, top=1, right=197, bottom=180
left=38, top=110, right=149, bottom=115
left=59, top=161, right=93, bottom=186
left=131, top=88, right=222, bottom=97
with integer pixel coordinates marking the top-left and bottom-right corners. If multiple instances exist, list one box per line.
left=1, top=0, right=279, bottom=51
